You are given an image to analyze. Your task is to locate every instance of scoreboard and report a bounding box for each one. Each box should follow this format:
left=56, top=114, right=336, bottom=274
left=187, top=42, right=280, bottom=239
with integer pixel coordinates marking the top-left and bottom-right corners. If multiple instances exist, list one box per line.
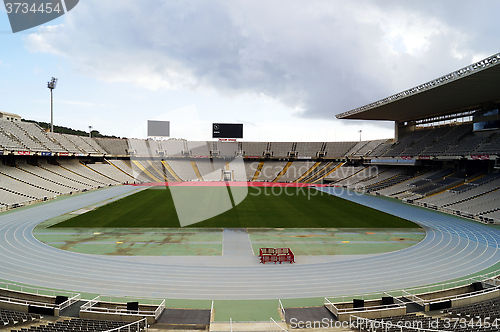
left=212, top=123, right=243, bottom=139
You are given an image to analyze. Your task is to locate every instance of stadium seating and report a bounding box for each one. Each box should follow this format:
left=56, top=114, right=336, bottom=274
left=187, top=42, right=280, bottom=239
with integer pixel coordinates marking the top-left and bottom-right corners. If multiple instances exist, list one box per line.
left=94, top=138, right=129, bottom=156
left=86, top=163, right=135, bottom=184
left=241, top=142, right=268, bottom=157
left=256, top=161, right=288, bottom=181
left=168, top=159, right=199, bottom=181
left=0, top=120, right=46, bottom=151
left=0, top=309, right=40, bottom=328
left=323, top=142, right=357, bottom=158
left=294, top=142, right=323, bottom=158
left=269, top=142, right=293, bottom=158
left=161, top=140, right=186, bottom=156
left=46, top=133, right=81, bottom=153
left=9, top=318, right=138, bottom=332
left=15, top=122, right=66, bottom=152
left=277, top=161, right=315, bottom=182
left=420, top=124, right=471, bottom=156
left=187, top=141, right=211, bottom=157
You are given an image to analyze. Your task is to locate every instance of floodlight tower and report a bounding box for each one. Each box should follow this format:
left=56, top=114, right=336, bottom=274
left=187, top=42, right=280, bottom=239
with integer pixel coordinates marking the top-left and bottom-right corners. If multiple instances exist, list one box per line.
left=89, top=126, right=92, bottom=138
left=358, top=129, right=362, bottom=142
left=47, top=77, right=58, bottom=132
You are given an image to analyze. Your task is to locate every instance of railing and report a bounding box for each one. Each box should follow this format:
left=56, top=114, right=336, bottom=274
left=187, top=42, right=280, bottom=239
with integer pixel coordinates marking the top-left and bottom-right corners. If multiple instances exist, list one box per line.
left=270, top=317, right=288, bottom=332
left=278, top=299, right=285, bottom=320
left=59, top=293, right=81, bottom=311
left=80, top=295, right=165, bottom=319
left=103, top=318, right=148, bottom=332
left=351, top=315, right=451, bottom=332
left=0, top=281, right=80, bottom=310
left=325, top=270, right=500, bottom=312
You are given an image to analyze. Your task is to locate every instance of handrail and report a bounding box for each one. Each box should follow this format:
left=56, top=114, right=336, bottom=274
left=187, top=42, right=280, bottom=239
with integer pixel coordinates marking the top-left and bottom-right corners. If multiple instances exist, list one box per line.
left=103, top=318, right=148, bottom=332
left=278, top=299, right=285, bottom=319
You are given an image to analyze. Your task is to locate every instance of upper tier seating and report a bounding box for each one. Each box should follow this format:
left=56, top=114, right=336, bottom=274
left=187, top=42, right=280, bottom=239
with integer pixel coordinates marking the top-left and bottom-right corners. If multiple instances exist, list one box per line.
left=420, top=124, right=471, bottom=156
left=46, top=132, right=81, bottom=153
left=269, top=142, right=293, bottom=157
left=350, top=139, right=386, bottom=157
left=242, top=142, right=268, bottom=157
left=218, top=142, right=239, bottom=157
left=474, top=132, right=500, bottom=155
left=187, top=141, right=211, bottom=157
left=15, top=121, right=66, bottom=152
left=0, top=120, right=46, bottom=151
left=94, top=138, right=129, bottom=155
left=294, top=142, right=323, bottom=158
left=161, top=140, right=186, bottom=156
left=444, top=134, right=488, bottom=156
left=323, top=142, right=357, bottom=158
left=383, top=129, right=431, bottom=157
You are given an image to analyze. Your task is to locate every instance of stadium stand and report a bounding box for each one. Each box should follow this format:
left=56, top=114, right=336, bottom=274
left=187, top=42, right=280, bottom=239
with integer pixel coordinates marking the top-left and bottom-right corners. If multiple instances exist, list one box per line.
left=475, top=132, right=500, bottom=155
left=368, top=141, right=392, bottom=157
left=269, top=142, right=293, bottom=158
left=383, top=129, right=431, bottom=157
left=8, top=318, right=137, bottom=332
left=217, top=141, right=239, bottom=157
left=420, top=124, right=472, bottom=156
left=257, top=161, right=288, bottom=181
left=444, top=134, right=489, bottom=156
left=324, top=166, right=366, bottom=183
left=244, top=161, right=260, bottom=181
left=323, top=141, right=357, bottom=158
left=241, top=141, right=268, bottom=157
left=0, top=164, right=68, bottom=195
left=86, top=162, right=135, bottom=184
left=350, top=139, right=386, bottom=158
left=0, top=120, right=46, bottom=152
left=168, top=159, right=199, bottom=181
left=94, top=138, right=129, bottom=156
left=187, top=141, right=211, bottom=157
left=46, top=132, right=81, bottom=153
left=14, top=122, right=66, bottom=153
left=294, top=142, right=323, bottom=158
left=277, top=161, right=315, bottom=182
left=58, top=160, right=119, bottom=186
left=161, top=140, right=186, bottom=156
left=0, top=309, right=40, bottom=328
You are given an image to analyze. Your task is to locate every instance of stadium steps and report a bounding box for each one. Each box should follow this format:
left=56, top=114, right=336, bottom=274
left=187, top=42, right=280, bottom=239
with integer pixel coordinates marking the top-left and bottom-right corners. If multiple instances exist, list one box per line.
left=1, top=131, right=29, bottom=151
left=307, top=162, right=336, bottom=183
left=251, top=161, right=265, bottom=181
left=161, top=160, right=182, bottom=182
left=39, top=165, right=95, bottom=188
left=106, top=159, right=138, bottom=180
left=146, top=160, right=170, bottom=181
left=81, top=162, right=122, bottom=183
left=0, top=170, right=61, bottom=195
left=294, top=162, right=322, bottom=183
left=443, top=185, right=500, bottom=208
left=13, top=122, right=52, bottom=151
left=272, top=161, right=293, bottom=182
left=17, top=166, right=80, bottom=191
left=310, top=161, right=345, bottom=184
left=131, top=160, right=162, bottom=182
left=301, top=162, right=330, bottom=183
left=59, top=165, right=108, bottom=186
left=191, top=161, right=204, bottom=181
left=0, top=185, right=36, bottom=200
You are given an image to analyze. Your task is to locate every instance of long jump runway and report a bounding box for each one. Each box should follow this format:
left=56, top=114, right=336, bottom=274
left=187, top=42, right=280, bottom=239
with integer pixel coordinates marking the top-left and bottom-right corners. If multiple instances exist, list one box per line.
left=0, top=185, right=500, bottom=300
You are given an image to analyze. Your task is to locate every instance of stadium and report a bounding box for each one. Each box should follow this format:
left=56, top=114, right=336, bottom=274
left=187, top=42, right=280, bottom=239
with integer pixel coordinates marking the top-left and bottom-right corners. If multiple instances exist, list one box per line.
left=0, top=49, right=500, bottom=332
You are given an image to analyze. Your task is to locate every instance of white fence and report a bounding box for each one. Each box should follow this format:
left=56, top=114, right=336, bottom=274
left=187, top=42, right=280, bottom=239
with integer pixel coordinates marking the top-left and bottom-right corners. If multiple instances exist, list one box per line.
left=81, top=295, right=165, bottom=320
left=103, top=317, right=148, bottom=332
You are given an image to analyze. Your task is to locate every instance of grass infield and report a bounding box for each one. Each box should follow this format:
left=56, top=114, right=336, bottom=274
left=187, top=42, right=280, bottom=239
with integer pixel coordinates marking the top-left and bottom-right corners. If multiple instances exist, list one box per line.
left=52, top=186, right=419, bottom=228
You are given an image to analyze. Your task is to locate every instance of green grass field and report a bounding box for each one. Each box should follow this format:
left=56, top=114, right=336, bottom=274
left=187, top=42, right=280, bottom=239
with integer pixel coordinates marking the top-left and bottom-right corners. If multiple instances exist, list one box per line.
left=52, top=186, right=419, bottom=228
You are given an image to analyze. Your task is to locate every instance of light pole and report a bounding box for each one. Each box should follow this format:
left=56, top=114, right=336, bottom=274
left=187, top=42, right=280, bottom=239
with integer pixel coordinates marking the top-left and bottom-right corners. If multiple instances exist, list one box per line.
left=47, top=77, right=58, bottom=132
left=89, top=126, right=92, bottom=138
left=358, top=129, right=362, bottom=142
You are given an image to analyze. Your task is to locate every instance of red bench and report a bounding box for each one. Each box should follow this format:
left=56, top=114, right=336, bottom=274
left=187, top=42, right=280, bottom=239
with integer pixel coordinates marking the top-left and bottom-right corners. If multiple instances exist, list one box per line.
left=259, top=248, right=294, bottom=264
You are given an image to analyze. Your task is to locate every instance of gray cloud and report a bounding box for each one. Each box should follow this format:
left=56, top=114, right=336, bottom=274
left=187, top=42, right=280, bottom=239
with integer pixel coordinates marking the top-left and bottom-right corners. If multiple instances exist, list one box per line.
left=25, top=0, right=500, bottom=124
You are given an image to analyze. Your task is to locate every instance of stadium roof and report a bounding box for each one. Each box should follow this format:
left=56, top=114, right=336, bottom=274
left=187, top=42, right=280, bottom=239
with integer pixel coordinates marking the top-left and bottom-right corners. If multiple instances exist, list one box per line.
left=336, top=53, right=500, bottom=122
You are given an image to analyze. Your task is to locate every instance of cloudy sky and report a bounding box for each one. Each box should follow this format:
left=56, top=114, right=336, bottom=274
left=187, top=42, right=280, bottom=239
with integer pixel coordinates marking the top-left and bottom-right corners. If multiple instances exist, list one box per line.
left=1, top=0, right=499, bottom=141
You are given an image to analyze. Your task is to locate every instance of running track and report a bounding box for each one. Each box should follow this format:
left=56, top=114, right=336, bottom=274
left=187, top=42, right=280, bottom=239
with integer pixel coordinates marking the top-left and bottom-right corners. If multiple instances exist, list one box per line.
left=0, top=185, right=499, bottom=300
